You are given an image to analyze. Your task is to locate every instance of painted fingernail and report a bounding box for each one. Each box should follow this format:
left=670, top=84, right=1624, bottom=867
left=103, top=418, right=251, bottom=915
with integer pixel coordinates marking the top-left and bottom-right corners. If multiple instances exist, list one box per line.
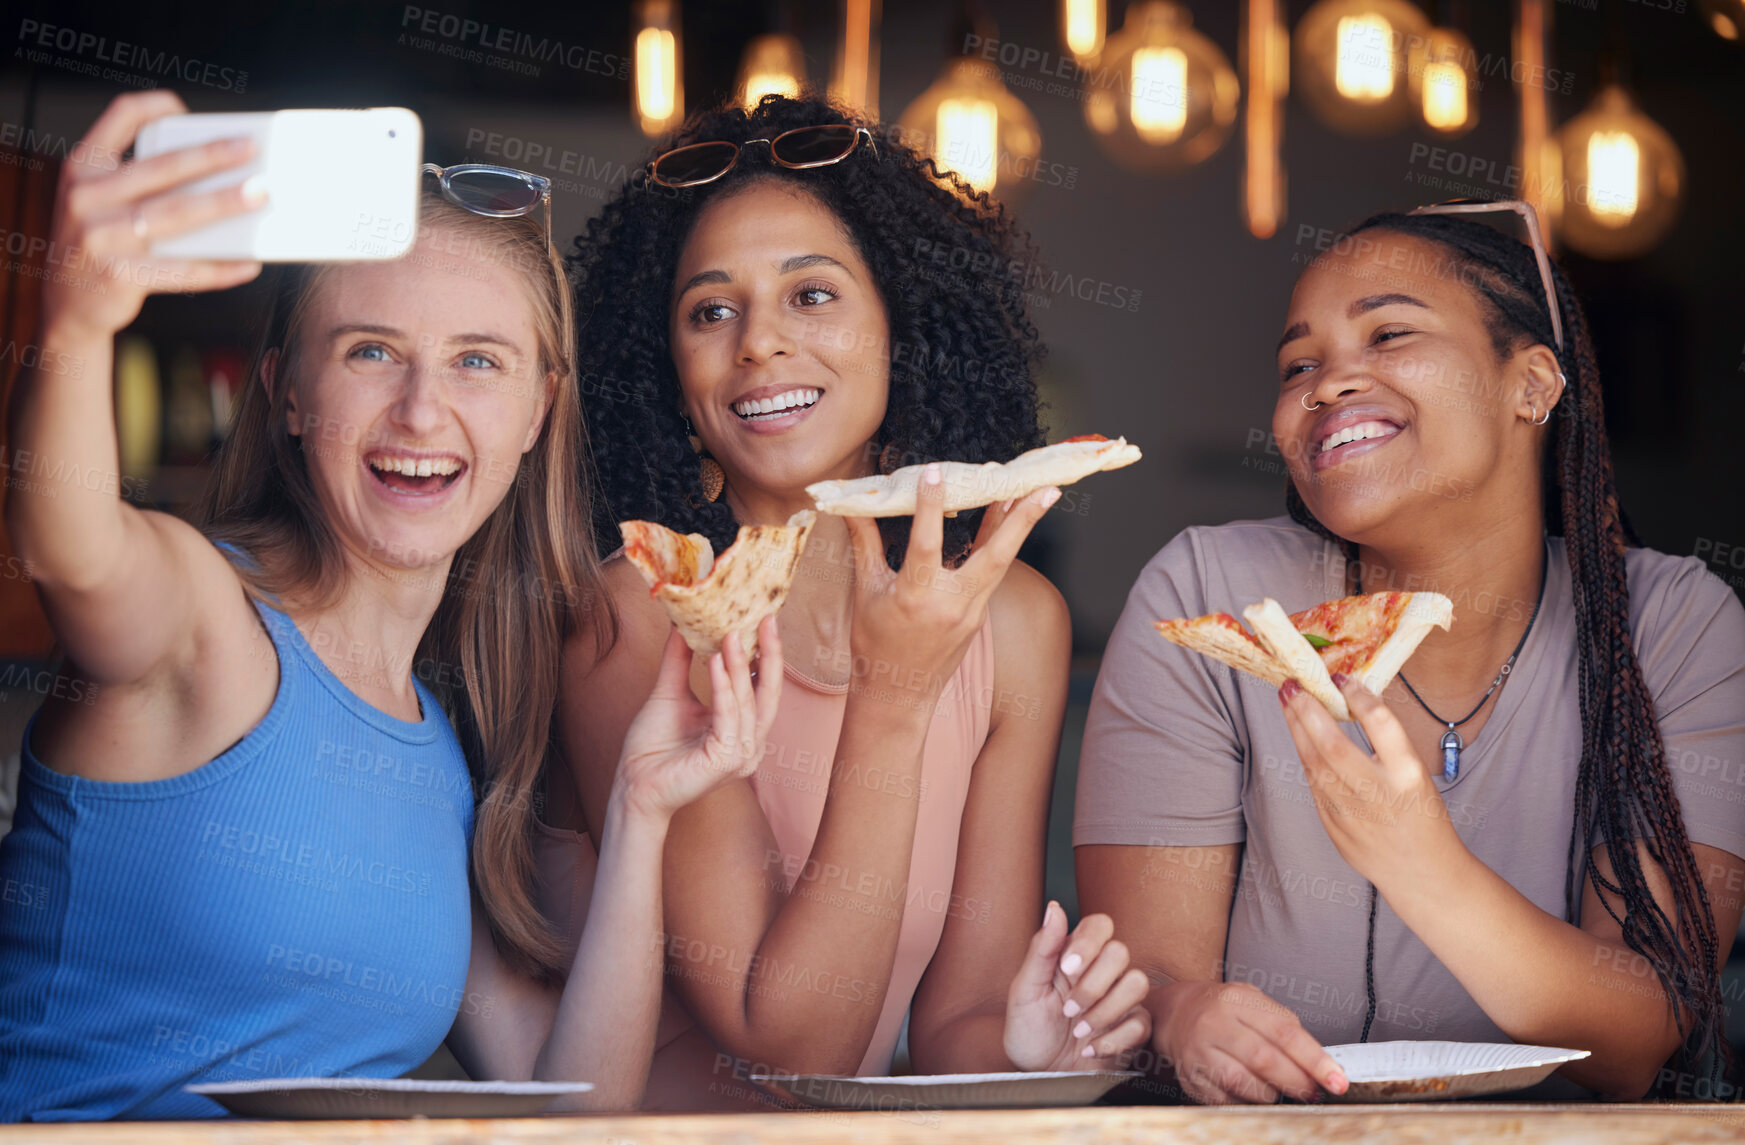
left=1081, top=1044, right=1096, bottom=1058
left=1331, top=672, right=1350, bottom=688
left=1040, top=487, right=1061, bottom=509
left=1059, top=952, right=1082, bottom=975
left=1062, top=999, right=1081, bottom=1018
left=1279, top=679, right=1301, bottom=704
left=924, top=462, right=941, bottom=485
left=1000, top=499, right=1014, bottom=514
left=1073, top=1020, right=1092, bottom=1039
left=241, top=174, right=269, bottom=205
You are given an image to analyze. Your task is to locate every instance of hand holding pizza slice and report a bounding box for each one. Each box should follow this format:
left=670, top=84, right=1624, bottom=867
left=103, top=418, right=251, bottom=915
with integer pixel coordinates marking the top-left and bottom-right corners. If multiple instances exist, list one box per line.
left=1156, top=591, right=1453, bottom=720
left=806, top=434, right=1141, bottom=518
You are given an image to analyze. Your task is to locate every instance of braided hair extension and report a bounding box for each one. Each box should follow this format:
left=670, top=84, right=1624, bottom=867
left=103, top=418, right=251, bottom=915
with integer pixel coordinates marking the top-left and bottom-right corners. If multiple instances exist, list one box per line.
left=565, top=92, right=1046, bottom=568
left=1285, top=213, right=1729, bottom=1087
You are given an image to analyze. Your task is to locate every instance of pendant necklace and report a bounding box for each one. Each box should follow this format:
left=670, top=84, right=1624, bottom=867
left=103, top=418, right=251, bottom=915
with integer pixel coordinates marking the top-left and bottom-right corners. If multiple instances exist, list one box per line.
left=1363, top=556, right=1547, bottom=782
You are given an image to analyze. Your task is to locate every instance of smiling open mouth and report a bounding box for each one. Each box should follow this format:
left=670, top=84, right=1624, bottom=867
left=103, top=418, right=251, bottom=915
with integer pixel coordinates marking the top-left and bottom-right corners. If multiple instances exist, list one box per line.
left=1318, top=420, right=1402, bottom=456
left=367, top=454, right=467, bottom=496
left=733, top=388, right=820, bottom=421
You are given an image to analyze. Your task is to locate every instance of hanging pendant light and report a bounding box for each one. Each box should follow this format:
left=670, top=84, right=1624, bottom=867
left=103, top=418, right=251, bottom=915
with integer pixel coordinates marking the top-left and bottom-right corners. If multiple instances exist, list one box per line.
left=1553, top=83, right=1684, bottom=259
left=1292, top=0, right=1430, bottom=135
left=1062, top=0, right=1108, bottom=63
left=1084, top=1, right=1238, bottom=173
left=1410, top=24, right=1477, bottom=136
left=1515, top=0, right=1555, bottom=245
left=831, top=0, right=882, bottom=118
left=737, top=33, right=808, bottom=110
left=632, top=0, right=684, bottom=137
left=895, top=7, right=1042, bottom=201
left=1242, top=0, right=1288, bottom=238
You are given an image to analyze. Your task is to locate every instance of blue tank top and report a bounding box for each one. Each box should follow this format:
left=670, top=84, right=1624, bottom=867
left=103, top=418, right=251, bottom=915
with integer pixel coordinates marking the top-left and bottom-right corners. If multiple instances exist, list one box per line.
left=0, top=593, right=476, bottom=1121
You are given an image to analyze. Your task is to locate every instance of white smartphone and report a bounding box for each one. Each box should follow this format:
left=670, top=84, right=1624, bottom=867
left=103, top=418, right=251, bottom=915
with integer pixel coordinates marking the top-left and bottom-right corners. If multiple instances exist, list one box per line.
left=134, top=108, right=423, bottom=262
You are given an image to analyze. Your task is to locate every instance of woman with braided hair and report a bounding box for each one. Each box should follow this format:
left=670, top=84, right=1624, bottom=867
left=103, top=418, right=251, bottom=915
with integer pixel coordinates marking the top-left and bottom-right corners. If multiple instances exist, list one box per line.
left=1075, top=201, right=1745, bottom=1103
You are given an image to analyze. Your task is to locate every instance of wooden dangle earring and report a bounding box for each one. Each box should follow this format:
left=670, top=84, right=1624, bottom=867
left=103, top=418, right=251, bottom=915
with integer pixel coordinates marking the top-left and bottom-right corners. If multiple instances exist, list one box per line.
left=684, top=414, right=725, bottom=503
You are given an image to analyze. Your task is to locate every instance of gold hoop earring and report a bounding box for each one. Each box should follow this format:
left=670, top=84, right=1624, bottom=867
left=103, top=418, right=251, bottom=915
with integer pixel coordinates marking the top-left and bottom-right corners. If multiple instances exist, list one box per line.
left=1301, top=391, right=1322, bottom=412
left=682, top=414, right=725, bottom=503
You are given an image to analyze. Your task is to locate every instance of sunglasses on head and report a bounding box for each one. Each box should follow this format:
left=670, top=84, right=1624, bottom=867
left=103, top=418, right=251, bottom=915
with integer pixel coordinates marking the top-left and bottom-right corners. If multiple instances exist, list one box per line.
left=1407, top=198, right=1564, bottom=353
left=648, top=124, right=878, bottom=189
left=421, top=162, right=554, bottom=253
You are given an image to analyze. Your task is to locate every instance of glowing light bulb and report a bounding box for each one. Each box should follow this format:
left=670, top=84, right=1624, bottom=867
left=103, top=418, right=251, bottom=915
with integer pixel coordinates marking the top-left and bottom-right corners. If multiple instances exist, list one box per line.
left=632, top=0, right=683, bottom=137
left=635, top=28, right=675, bottom=123
left=1588, top=130, right=1641, bottom=225
left=1130, top=47, right=1188, bottom=142
left=744, top=72, right=800, bottom=106
left=736, top=34, right=807, bottom=112
left=1553, top=84, right=1681, bottom=258
left=1420, top=60, right=1466, bottom=130
left=1082, top=0, right=1236, bottom=171
left=1064, top=0, right=1106, bottom=60
left=1335, top=14, right=1393, bottom=100
left=937, top=98, right=1000, bottom=191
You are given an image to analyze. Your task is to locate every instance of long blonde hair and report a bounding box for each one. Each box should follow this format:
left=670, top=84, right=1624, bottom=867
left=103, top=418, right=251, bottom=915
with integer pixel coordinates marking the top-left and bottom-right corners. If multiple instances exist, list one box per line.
left=199, top=191, right=613, bottom=979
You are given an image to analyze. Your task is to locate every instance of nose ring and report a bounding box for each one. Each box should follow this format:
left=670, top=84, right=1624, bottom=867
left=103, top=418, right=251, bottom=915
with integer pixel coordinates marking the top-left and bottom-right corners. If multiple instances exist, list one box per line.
left=1301, top=391, right=1322, bottom=412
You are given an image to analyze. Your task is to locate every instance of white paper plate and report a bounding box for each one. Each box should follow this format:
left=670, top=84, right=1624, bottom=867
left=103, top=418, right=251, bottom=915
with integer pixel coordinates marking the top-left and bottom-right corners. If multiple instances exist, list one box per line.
left=1323, top=1041, right=1590, bottom=1102
left=185, top=1077, right=593, bottom=1119
left=762, top=1070, right=1141, bottom=1111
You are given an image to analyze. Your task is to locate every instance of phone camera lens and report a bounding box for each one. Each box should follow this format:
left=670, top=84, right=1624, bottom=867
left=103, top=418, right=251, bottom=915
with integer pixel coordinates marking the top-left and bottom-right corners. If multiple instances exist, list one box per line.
left=388, top=129, right=397, bottom=138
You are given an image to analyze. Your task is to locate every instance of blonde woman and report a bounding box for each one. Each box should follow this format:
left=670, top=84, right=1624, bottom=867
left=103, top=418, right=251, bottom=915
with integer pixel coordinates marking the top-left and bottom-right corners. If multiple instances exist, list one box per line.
left=0, top=91, right=778, bottom=1121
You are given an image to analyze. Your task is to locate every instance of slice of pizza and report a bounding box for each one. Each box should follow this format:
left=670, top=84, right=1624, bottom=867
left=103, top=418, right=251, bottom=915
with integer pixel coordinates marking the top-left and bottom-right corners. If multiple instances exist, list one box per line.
left=619, top=510, right=817, bottom=658
left=1155, top=591, right=1453, bottom=721
left=806, top=434, right=1142, bottom=518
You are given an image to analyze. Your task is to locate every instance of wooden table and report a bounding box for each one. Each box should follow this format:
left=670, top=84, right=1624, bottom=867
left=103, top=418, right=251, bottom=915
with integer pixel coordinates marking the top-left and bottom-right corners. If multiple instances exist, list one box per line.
left=4, top=1105, right=1744, bottom=1145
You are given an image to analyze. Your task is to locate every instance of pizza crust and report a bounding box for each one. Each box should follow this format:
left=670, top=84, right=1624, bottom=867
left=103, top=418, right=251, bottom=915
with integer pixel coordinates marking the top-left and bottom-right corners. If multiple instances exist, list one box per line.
left=1353, top=593, right=1452, bottom=696
left=1155, top=614, right=1288, bottom=688
left=806, top=435, right=1142, bottom=517
left=619, top=510, right=817, bottom=658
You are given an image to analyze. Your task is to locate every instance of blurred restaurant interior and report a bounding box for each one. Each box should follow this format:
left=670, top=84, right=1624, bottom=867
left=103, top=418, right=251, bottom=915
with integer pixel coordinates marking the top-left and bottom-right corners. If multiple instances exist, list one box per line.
left=2, top=0, right=1743, bottom=1064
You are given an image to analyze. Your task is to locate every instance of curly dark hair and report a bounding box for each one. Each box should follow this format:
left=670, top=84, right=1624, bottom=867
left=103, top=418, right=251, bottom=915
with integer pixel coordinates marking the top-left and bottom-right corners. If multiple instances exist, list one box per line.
left=1288, top=212, right=1732, bottom=1093
left=565, top=92, right=1047, bottom=566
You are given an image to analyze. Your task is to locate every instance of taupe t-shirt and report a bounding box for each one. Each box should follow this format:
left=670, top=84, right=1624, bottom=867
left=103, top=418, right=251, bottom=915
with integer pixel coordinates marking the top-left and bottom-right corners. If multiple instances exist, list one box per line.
left=1075, top=516, right=1745, bottom=1055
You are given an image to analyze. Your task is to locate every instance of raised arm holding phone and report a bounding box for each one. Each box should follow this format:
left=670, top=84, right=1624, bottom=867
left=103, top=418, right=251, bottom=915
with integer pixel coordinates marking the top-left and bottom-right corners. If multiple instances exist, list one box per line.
left=0, top=91, right=780, bottom=1120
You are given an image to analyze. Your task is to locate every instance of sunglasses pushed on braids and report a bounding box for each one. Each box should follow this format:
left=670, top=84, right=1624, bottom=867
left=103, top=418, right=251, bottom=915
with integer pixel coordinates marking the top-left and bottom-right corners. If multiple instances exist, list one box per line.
left=1408, top=198, right=1563, bottom=354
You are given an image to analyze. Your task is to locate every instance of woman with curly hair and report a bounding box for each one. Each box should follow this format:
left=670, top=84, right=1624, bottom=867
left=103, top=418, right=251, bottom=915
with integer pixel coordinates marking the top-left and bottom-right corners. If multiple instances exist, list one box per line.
left=1076, top=203, right=1745, bottom=1103
left=546, top=94, right=1151, bottom=1109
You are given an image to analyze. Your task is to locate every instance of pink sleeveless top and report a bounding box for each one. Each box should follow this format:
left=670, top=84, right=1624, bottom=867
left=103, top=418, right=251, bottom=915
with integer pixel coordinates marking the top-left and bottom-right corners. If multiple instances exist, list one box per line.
left=535, top=615, right=995, bottom=1107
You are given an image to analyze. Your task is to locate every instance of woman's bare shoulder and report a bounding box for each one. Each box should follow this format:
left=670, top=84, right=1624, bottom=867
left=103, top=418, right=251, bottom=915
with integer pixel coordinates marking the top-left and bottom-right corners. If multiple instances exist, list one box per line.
left=563, top=553, right=669, bottom=679
left=989, top=558, right=1071, bottom=651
